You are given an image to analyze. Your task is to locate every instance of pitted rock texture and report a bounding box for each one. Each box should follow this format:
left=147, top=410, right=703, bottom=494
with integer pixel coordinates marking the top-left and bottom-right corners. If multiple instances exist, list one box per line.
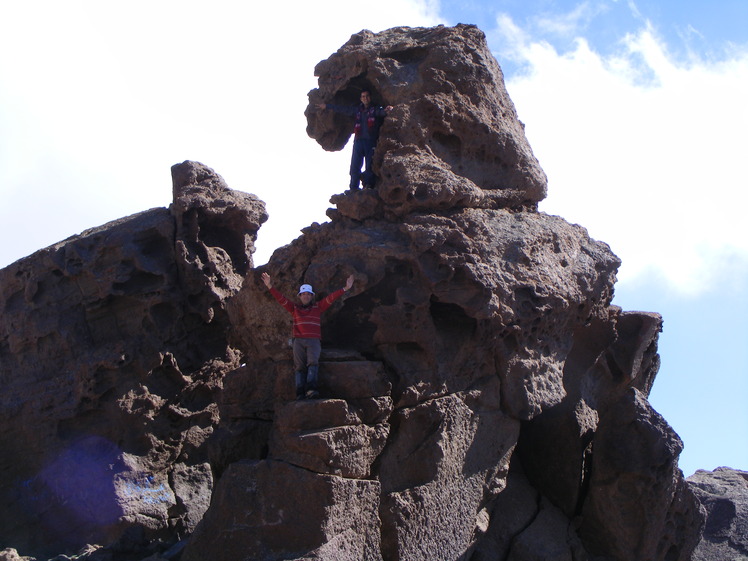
left=0, top=161, right=266, bottom=558
left=688, top=467, right=748, bottom=561
left=306, top=24, right=547, bottom=218
left=214, top=200, right=703, bottom=561
left=171, top=160, right=268, bottom=321
left=579, top=388, right=704, bottom=560
left=181, top=460, right=384, bottom=561
left=229, top=209, right=622, bottom=420
left=0, top=24, right=727, bottom=561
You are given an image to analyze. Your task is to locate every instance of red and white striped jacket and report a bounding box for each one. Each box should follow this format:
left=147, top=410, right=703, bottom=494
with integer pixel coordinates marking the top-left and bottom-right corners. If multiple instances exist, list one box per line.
left=268, top=287, right=346, bottom=339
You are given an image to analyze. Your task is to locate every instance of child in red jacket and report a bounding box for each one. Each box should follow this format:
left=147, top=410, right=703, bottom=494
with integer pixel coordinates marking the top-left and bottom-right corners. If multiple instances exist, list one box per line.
left=261, top=272, right=354, bottom=399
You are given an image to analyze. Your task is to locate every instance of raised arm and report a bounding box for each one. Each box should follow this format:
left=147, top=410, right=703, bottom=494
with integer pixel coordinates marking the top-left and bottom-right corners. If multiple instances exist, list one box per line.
left=261, top=272, right=294, bottom=313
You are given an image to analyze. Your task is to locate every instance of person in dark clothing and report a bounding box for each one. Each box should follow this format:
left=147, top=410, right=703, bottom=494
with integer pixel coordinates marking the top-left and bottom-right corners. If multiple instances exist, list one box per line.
left=261, top=272, right=354, bottom=399
left=317, top=90, right=393, bottom=190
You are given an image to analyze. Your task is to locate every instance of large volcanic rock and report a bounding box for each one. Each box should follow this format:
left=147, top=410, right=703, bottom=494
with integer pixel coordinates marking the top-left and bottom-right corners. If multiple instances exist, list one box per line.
left=688, top=467, right=748, bottom=561
left=0, top=23, right=727, bottom=561
left=0, top=161, right=267, bottom=558
left=306, top=24, right=547, bottom=217
left=185, top=25, right=705, bottom=561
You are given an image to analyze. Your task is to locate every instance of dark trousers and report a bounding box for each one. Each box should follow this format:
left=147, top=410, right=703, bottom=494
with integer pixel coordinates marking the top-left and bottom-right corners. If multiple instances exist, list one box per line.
left=349, top=137, right=377, bottom=189
left=293, top=338, right=321, bottom=396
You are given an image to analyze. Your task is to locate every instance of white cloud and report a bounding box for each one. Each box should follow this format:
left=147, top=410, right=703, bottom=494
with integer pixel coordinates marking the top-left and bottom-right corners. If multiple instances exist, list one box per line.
left=0, top=0, right=444, bottom=268
left=624, top=0, right=644, bottom=22
left=533, top=0, right=609, bottom=38
left=491, top=16, right=748, bottom=295
left=4, top=0, right=746, bottom=295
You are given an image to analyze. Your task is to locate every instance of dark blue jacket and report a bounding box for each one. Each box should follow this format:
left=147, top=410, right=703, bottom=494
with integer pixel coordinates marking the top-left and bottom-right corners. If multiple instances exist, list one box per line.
left=326, top=103, right=388, bottom=140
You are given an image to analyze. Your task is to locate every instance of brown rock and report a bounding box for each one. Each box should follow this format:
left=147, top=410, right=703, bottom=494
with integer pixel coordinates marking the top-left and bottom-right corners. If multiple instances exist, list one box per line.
left=319, top=359, right=392, bottom=400
left=231, top=208, right=620, bottom=419
left=580, top=388, right=705, bottom=560
left=306, top=24, right=547, bottom=217
left=516, top=308, right=664, bottom=517
left=181, top=460, right=383, bottom=561
left=688, top=467, right=748, bottom=561
left=0, top=550, right=35, bottom=561
left=0, top=162, right=266, bottom=558
left=273, top=398, right=364, bottom=432
left=170, top=160, right=268, bottom=321
left=268, top=398, right=390, bottom=479
left=378, top=390, right=519, bottom=560
left=270, top=419, right=389, bottom=479
left=0, top=23, right=716, bottom=561
left=469, top=461, right=542, bottom=560
left=506, top=498, right=582, bottom=561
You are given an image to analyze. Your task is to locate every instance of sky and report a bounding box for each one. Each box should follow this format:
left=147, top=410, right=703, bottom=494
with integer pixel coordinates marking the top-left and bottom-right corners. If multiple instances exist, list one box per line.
left=1, top=0, right=746, bottom=478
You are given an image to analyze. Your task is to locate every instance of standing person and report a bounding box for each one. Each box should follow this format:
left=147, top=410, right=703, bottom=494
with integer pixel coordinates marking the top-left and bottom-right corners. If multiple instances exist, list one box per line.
left=261, top=272, right=354, bottom=399
left=317, top=90, right=393, bottom=190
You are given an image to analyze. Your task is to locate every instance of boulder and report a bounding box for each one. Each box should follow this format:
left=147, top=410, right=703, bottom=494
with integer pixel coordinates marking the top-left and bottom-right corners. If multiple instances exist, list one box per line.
left=268, top=398, right=390, bottom=479
left=579, top=388, right=705, bottom=561
left=0, top=162, right=266, bottom=557
left=377, top=390, right=518, bottom=560
left=182, top=460, right=383, bottom=561
left=688, top=467, right=748, bottom=561
left=306, top=24, right=547, bottom=217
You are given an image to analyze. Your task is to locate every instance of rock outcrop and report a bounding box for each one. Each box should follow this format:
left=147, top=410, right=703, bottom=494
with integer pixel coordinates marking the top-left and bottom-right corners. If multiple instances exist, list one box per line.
left=0, top=162, right=267, bottom=558
left=0, top=23, right=734, bottom=561
left=688, top=467, right=748, bottom=561
left=305, top=24, right=547, bottom=218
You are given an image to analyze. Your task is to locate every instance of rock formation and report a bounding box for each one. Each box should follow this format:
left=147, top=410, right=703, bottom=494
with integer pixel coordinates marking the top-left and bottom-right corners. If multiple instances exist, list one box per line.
left=305, top=23, right=547, bottom=218
left=0, top=164, right=267, bottom=559
left=0, top=23, right=741, bottom=561
left=688, top=467, right=748, bottom=561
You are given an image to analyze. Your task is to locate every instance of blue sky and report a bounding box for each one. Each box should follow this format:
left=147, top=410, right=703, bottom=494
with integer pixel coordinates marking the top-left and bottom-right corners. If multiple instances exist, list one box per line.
left=442, top=0, right=748, bottom=58
left=1, top=0, right=746, bottom=477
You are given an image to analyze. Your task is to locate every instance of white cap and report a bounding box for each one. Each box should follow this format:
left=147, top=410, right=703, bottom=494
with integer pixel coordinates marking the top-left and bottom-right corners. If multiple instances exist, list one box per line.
left=298, top=284, right=315, bottom=295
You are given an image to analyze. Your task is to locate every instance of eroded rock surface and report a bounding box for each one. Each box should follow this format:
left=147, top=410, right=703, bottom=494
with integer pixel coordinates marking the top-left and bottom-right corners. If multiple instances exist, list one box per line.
left=214, top=198, right=702, bottom=561
left=0, top=24, right=726, bottom=561
left=0, top=161, right=266, bottom=558
left=181, top=460, right=383, bottom=561
left=688, top=467, right=748, bottom=561
left=306, top=24, right=547, bottom=217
